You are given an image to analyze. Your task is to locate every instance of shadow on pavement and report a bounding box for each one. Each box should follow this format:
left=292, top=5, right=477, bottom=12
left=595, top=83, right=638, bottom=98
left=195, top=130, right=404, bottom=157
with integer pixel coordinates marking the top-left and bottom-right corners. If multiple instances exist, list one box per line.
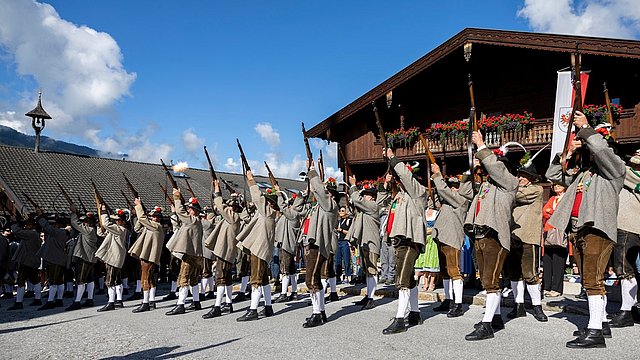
left=99, top=338, right=241, bottom=360
left=0, top=315, right=95, bottom=334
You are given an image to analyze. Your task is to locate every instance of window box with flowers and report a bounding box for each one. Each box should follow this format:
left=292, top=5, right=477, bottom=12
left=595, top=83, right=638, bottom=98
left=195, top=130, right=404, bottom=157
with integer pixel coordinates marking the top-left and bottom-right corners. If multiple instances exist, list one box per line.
left=582, top=104, right=622, bottom=127
left=385, top=126, right=421, bottom=149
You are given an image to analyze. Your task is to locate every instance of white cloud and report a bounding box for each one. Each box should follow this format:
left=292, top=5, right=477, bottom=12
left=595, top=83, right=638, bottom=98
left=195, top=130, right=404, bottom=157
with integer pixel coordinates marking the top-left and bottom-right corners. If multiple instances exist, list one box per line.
left=0, top=111, right=28, bottom=133
left=518, top=0, right=640, bottom=39
left=225, top=157, right=240, bottom=171
left=182, top=128, right=204, bottom=154
left=254, top=122, right=280, bottom=148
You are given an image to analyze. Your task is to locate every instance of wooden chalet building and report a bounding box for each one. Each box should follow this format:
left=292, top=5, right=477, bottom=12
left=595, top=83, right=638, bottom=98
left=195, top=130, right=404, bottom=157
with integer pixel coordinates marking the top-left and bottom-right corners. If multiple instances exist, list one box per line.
left=307, top=28, right=640, bottom=179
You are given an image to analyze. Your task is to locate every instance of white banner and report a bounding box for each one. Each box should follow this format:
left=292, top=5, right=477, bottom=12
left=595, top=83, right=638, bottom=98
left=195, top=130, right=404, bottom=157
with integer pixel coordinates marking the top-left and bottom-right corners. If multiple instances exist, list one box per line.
left=550, top=71, right=573, bottom=164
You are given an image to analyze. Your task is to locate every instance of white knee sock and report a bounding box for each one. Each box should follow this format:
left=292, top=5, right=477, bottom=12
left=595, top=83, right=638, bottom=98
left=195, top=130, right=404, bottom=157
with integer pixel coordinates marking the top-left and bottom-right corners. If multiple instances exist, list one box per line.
left=208, top=277, right=215, bottom=294
left=115, top=284, right=123, bottom=301
left=27, top=281, right=34, bottom=291
left=366, top=276, right=376, bottom=298
left=527, top=283, right=542, bottom=306
left=250, top=286, right=262, bottom=310
left=149, top=287, right=156, bottom=302
left=496, top=295, right=502, bottom=315
left=621, top=278, right=638, bottom=311
left=511, top=280, right=525, bottom=303
left=16, top=287, right=24, bottom=303
left=290, top=275, right=298, bottom=293
left=108, top=287, right=116, bottom=303
left=318, top=289, right=326, bottom=311
left=75, top=284, right=85, bottom=302
left=603, top=294, right=609, bottom=323
left=225, top=285, right=233, bottom=304
left=311, top=291, right=320, bottom=314
left=483, top=292, right=500, bottom=322
left=66, top=282, right=73, bottom=292
left=396, top=288, right=410, bottom=318
left=170, top=281, right=177, bottom=292
left=122, top=278, right=128, bottom=290
left=587, top=295, right=605, bottom=330
left=99, top=277, right=104, bottom=289
left=281, top=275, right=290, bottom=295
left=215, top=286, right=225, bottom=307
left=321, top=279, right=328, bottom=293
left=409, top=286, right=419, bottom=312
left=191, top=285, right=200, bottom=302
left=443, top=279, right=452, bottom=300
left=328, top=277, right=337, bottom=292
left=200, top=278, right=208, bottom=294
left=453, top=279, right=464, bottom=304
left=263, top=284, right=272, bottom=306
left=34, top=283, right=42, bottom=300
left=86, top=282, right=94, bottom=300
left=56, top=284, right=64, bottom=299
left=177, top=287, right=189, bottom=305
left=143, top=290, right=149, bottom=304
left=240, top=276, right=249, bottom=292
left=135, top=280, right=141, bottom=293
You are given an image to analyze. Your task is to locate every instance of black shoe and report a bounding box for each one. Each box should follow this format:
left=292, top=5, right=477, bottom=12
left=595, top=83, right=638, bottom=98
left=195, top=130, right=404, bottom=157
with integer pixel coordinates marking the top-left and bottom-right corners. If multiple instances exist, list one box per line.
left=220, top=303, right=234, bottom=313
left=54, top=299, right=64, bottom=307
left=150, top=301, right=156, bottom=309
left=354, top=297, right=370, bottom=306
left=507, top=303, right=526, bottom=319
left=127, top=292, right=142, bottom=301
left=97, top=302, right=115, bottom=312
left=163, top=292, right=177, bottom=301
left=274, top=294, right=289, bottom=303
left=532, top=305, right=548, bottom=322
left=433, top=299, right=452, bottom=312
left=186, top=301, right=201, bottom=311
left=63, top=291, right=74, bottom=298
left=407, top=311, right=423, bottom=326
left=287, top=292, right=297, bottom=301
left=7, top=302, right=23, bottom=311
left=609, top=310, right=635, bottom=328
left=382, top=318, right=407, bottom=335
left=95, top=289, right=105, bottom=295
left=234, top=292, right=247, bottom=303
left=132, top=303, right=150, bottom=313
left=263, top=305, right=274, bottom=317
left=474, top=314, right=505, bottom=331
left=65, top=301, right=82, bottom=311
left=202, top=306, right=222, bottom=319
left=447, top=303, right=464, bottom=318
left=303, top=313, right=324, bottom=328
left=24, top=291, right=34, bottom=298
left=165, top=304, right=186, bottom=315
left=328, top=292, right=339, bottom=302
left=236, top=309, right=259, bottom=321
left=575, top=288, right=587, bottom=300
left=274, top=283, right=282, bottom=293
left=361, top=298, right=375, bottom=310
left=606, top=310, right=620, bottom=320
left=81, top=299, right=94, bottom=308
left=28, top=299, right=42, bottom=306
left=205, top=292, right=216, bottom=300
left=115, top=300, right=124, bottom=308
left=465, top=322, right=494, bottom=341
left=566, top=329, right=606, bottom=348
left=572, top=322, right=612, bottom=338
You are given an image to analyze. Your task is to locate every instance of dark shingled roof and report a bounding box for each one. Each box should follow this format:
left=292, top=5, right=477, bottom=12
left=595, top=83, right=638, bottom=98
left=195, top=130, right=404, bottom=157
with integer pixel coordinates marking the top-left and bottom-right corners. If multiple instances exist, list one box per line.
left=24, top=93, right=52, bottom=120
left=0, top=145, right=305, bottom=216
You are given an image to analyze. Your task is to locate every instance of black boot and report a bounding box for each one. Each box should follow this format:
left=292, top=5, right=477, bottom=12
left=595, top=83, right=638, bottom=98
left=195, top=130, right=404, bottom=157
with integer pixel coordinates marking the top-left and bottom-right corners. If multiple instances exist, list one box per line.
left=532, top=305, right=548, bottom=322
left=234, top=292, right=247, bottom=303
left=54, top=299, right=64, bottom=307
left=115, top=300, right=124, bottom=308
left=65, top=301, right=82, bottom=311
left=165, top=304, right=185, bottom=315
left=566, top=328, right=606, bottom=348
left=97, top=302, right=115, bottom=312
left=263, top=305, right=274, bottom=317
left=127, top=292, right=142, bottom=301
left=382, top=318, right=407, bottom=335
left=150, top=301, right=156, bottom=309
left=274, top=294, right=289, bottom=303
left=320, top=310, right=327, bottom=323
left=287, top=292, right=297, bottom=301
left=63, top=291, right=74, bottom=299
left=433, top=299, right=452, bottom=312
left=303, top=313, right=324, bottom=328
left=202, top=306, right=222, bottom=319
left=37, top=301, right=57, bottom=311
left=132, top=303, right=151, bottom=313
left=186, top=301, right=201, bottom=311
left=7, top=302, right=23, bottom=310
left=609, top=310, right=635, bottom=328
left=221, top=303, right=234, bottom=313
left=163, top=292, right=177, bottom=301
left=236, top=309, right=259, bottom=322
left=507, top=303, right=526, bottom=319
left=465, top=322, right=494, bottom=341
left=28, top=299, right=42, bottom=306
left=328, top=292, right=339, bottom=302
left=407, top=311, right=423, bottom=326
left=81, top=299, right=94, bottom=307
left=205, top=291, right=216, bottom=300
left=354, top=296, right=369, bottom=306
left=447, top=303, right=464, bottom=318
left=24, top=291, right=34, bottom=298
left=575, top=288, right=587, bottom=300
left=361, top=298, right=375, bottom=310
left=573, top=323, right=612, bottom=338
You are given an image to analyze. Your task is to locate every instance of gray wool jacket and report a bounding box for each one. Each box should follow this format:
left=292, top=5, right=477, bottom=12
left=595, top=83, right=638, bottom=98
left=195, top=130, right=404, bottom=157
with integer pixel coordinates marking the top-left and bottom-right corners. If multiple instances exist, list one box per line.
left=166, top=197, right=203, bottom=258
left=205, top=194, right=240, bottom=264
left=70, top=213, right=98, bottom=263
left=464, top=148, right=519, bottom=251
left=275, top=192, right=305, bottom=256
left=346, top=186, right=388, bottom=255
left=546, top=128, right=626, bottom=242
left=201, top=213, right=216, bottom=260
left=617, top=167, right=640, bottom=235
left=432, top=173, right=473, bottom=250
left=129, top=204, right=164, bottom=265
left=236, top=181, right=277, bottom=263
left=301, top=169, right=339, bottom=259
left=512, top=184, right=544, bottom=246
left=95, top=214, right=129, bottom=268
left=10, top=225, right=41, bottom=269
left=36, top=217, right=68, bottom=267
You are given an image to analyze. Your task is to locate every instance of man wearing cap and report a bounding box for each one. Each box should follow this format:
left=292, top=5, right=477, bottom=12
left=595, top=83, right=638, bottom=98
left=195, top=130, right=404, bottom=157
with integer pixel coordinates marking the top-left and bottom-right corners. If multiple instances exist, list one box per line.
left=236, top=170, right=279, bottom=321
left=35, top=209, right=70, bottom=311
left=95, top=207, right=129, bottom=311
left=546, top=111, right=625, bottom=348
left=202, top=180, right=243, bottom=318
left=347, top=174, right=390, bottom=311
left=504, top=157, right=547, bottom=322
left=430, top=165, right=473, bottom=318
left=7, top=217, right=42, bottom=310
left=464, top=131, right=519, bottom=341
left=129, top=200, right=164, bottom=313
left=273, top=188, right=305, bottom=303
left=165, top=189, right=204, bottom=315
left=610, top=149, right=640, bottom=328
left=65, top=205, right=98, bottom=311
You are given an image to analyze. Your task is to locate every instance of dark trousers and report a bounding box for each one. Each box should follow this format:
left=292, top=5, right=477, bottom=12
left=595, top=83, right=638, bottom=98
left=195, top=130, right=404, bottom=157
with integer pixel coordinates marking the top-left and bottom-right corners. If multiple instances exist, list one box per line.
left=249, top=255, right=269, bottom=287
left=475, top=236, right=508, bottom=293
left=614, top=229, right=640, bottom=279
left=543, top=246, right=567, bottom=294
left=304, top=245, right=326, bottom=292
left=334, top=240, right=352, bottom=278
left=438, top=243, right=462, bottom=280
left=140, top=260, right=156, bottom=291
left=506, top=240, right=539, bottom=285
left=571, top=229, right=615, bottom=296
left=394, top=242, right=420, bottom=289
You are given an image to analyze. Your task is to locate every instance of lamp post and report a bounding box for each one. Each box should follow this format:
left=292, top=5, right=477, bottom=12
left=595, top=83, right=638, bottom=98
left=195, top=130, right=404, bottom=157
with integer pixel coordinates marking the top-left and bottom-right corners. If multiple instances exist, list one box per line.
left=25, top=91, right=52, bottom=153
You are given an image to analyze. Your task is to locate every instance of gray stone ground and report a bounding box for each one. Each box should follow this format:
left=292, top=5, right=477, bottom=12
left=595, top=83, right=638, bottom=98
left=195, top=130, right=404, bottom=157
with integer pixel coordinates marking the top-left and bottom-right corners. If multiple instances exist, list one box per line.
left=0, top=287, right=637, bottom=360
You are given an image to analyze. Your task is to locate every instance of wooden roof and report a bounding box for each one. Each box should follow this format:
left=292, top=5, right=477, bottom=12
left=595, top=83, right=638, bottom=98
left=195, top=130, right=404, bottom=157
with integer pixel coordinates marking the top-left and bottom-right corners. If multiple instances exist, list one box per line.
left=307, top=28, right=640, bottom=138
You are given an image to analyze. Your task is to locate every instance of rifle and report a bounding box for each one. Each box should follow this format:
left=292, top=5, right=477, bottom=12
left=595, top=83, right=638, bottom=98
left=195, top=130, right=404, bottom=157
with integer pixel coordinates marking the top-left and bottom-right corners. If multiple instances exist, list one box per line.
left=160, top=159, right=185, bottom=203
left=236, top=139, right=251, bottom=172
left=338, top=146, right=352, bottom=205
left=264, top=161, right=278, bottom=187
left=77, top=197, right=88, bottom=215
left=220, top=178, right=238, bottom=195
left=302, top=122, right=313, bottom=169
left=123, top=173, right=148, bottom=213
left=90, top=179, right=110, bottom=230
left=318, top=150, right=325, bottom=181
left=21, top=191, right=40, bottom=211
left=120, top=190, right=133, bottom=210
left=467, top=74, right=479, bottom=195
left=204, top=145, right=217, bottom=203
left=159, top=183, right=175, bottom=207
left=56, top=182, right=75, bottom=208
left=372, top=101, right=392, bottom=175
left=560, top=44, right=583, bottom=177
left=184, top=178, right=197, bottom=199
left=603, top=82, right=617, bottom=139
left=418, top=134, right=437, bottom=208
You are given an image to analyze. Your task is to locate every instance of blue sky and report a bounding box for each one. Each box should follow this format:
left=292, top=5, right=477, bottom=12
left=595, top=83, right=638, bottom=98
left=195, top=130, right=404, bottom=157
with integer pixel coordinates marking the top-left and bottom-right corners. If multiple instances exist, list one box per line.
left=1, top=0, right=639, bottom=179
